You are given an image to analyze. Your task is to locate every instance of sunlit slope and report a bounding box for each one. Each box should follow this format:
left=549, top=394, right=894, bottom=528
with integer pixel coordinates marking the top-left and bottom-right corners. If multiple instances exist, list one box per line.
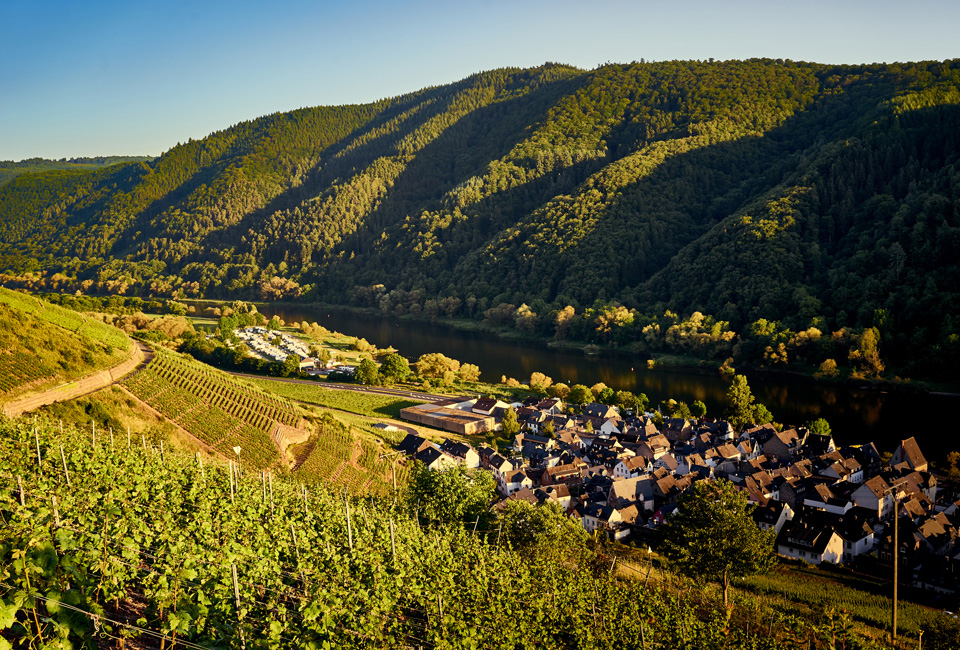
left=121, top=346, right=296, bottom=468
left=0, top=288, right=130, bottom=402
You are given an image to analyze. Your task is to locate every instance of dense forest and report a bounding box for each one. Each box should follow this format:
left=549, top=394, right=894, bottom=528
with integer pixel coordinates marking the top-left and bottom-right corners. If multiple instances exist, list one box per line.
left=1, top=60, right=959, bottom=379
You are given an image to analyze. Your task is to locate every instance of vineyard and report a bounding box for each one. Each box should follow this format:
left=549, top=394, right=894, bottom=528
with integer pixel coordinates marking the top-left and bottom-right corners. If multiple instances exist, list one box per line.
left=122, top=347, right=301, bottom=469
left=0, top=351, right=54, bottom=394
left=1, top=414, right=930, bottom=650
left=249, top=378, right=425, bottom=419
left=0, top=287, right=130, bottom=352
left=740, top=565, right=936, bottom=634
left=294, top=414, right=409, bottom=496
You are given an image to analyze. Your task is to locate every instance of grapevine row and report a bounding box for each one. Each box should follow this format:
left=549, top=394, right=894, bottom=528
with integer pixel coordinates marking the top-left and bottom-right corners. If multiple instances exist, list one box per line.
left=0, top=351, right=55, bottom=393
left=122, top=346, right=292, bottom=468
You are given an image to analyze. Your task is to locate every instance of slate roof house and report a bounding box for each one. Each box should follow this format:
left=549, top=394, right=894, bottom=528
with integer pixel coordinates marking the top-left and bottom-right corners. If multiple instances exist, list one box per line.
left=891, top=436, right=928, bottom=473
left=776, top=520, right=844, bottom=564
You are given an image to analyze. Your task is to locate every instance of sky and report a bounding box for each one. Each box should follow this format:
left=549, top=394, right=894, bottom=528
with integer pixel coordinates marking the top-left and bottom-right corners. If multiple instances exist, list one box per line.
left=2, top=0, right=958, bottom=161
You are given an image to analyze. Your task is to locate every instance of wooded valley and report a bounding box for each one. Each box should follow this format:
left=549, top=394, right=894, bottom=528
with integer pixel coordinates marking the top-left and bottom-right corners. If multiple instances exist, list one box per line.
left=1, top=59, right=958, bottom=378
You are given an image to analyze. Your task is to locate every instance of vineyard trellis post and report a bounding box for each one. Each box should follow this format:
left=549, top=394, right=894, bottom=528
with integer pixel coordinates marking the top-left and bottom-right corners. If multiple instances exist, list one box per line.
left=232, top=563, right=246, bottom=650
left=379, top=450, right=402, bottom=498
left=141, top=433, right=147, bottom=453
left=160, top=441, right=165, bottom=465
left=109, top=427, right=114, bottom=452
left=17, top=475, right=25, bottom=506
left=390, top=518, right=396, bottom=563
left=59, top=444, right=71, bottom=487
left=269, top=472, right=274, bottom=516
left=51, top=495, right=61, bottom=527
left=91, top=420, right=96, bottom=449
left=229, top=460, right=236, bottom=502
left=346, top=499, right=354, bottom=551
left=290, top=523, right=301, bottom=563
left=34, top=427, right=42, bottom=474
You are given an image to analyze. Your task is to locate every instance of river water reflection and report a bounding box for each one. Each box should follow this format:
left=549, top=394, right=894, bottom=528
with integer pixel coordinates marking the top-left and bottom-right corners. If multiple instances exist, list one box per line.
left=230, top=303, right=958, bottom=460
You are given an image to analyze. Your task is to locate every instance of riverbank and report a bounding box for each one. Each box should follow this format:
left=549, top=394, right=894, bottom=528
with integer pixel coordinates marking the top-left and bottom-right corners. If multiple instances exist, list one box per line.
left=205, top=298, right=960, bottom=398
left=23, top=289, right=960, bottom=397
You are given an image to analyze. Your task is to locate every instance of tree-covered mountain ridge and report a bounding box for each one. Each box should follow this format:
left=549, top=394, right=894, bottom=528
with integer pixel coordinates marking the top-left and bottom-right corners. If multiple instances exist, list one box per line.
left=1, top=59, right=959, bottom=378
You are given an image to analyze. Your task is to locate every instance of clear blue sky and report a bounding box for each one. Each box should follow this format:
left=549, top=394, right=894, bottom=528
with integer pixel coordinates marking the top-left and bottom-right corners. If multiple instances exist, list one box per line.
left=2, top=0, right=957, bottom=161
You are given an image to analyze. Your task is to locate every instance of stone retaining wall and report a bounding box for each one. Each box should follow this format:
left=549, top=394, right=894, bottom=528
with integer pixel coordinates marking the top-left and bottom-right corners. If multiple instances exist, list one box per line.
left=272, top=423, right=311, bottom=455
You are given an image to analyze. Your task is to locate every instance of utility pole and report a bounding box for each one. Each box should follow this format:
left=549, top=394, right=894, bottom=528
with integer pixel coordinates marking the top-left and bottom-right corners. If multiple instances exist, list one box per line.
left=892, top=501, right=898, bottom=645
left=884, top=480, right=906, bottom=645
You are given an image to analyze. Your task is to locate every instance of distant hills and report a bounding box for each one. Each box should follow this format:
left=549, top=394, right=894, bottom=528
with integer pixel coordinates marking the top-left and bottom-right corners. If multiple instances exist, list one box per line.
left=0, top=156, right=154, bottom=187
left=1, top=59, right=959, bottom=377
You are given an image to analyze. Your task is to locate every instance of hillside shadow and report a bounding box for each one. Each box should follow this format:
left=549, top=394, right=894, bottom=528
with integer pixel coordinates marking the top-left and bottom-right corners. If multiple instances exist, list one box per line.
left=112, top=83, right=466, bottom=256
left=474, top=76, right=923, bottom=307
left=202, top=69, right=591, bottom=264
left=555, top=87, right=960, bottom=323
left=373, top=400, right=423, bottom=419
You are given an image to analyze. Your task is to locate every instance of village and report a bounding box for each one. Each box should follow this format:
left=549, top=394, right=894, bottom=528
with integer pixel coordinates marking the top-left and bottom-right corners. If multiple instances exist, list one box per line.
left=222, top=318, right=960, bottom=598
left=396, top=394, right=958, bottom=595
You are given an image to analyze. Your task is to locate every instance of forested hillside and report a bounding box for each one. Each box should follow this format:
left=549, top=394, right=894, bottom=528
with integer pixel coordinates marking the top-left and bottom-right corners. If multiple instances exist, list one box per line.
left=1, top=60, right=959, bottom=377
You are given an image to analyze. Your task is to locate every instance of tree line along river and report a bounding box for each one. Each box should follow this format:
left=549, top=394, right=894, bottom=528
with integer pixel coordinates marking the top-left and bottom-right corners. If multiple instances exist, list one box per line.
left=217, top=302, right=960, bottom=464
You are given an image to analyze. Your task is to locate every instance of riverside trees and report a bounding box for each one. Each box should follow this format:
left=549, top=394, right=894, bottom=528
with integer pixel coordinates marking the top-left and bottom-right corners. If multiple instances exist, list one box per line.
left=724, top=374, right=775, bottom=431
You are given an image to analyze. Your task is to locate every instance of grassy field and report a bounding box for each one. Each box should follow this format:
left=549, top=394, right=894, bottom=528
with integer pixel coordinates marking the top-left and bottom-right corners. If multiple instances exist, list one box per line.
left=0, top=287, right=130, bottom=351
left=616, top=552, right=941, bottom=648
left=248, top=378, right=425, bottom=419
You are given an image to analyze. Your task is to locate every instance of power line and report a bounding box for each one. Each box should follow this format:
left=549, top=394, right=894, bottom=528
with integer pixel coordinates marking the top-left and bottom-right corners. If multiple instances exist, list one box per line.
left=0, top=582, right=213, bottom=650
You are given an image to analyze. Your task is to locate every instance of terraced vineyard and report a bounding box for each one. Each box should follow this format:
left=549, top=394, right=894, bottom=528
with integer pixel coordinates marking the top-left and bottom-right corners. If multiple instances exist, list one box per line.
left=294, top=415, right=407, bottom=496
left=0, top=287, right=129, bottom=351
left=122, top=347, right=301, bottom=468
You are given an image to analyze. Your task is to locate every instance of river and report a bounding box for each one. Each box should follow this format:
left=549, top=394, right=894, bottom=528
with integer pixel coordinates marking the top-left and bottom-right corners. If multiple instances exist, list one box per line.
left=224, top=303, right=959, bottom=462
